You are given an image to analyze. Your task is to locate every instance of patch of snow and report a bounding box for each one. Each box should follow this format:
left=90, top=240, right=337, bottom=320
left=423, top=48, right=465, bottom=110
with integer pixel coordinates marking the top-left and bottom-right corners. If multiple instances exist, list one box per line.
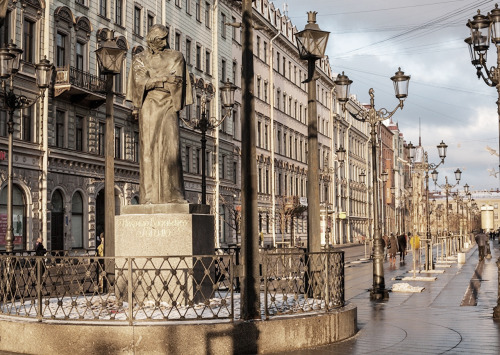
left=392, top=283, right=425, bottom=293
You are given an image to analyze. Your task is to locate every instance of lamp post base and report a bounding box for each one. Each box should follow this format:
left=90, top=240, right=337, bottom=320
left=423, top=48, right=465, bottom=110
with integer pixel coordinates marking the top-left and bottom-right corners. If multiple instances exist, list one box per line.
left=370, top=288, right=389, bottom=301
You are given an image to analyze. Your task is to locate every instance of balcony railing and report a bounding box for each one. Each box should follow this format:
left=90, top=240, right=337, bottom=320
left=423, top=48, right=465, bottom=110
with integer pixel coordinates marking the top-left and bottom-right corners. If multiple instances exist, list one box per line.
left=0, top=250, right=344, bottom=323
left=54, top=66, right=106, bottom=108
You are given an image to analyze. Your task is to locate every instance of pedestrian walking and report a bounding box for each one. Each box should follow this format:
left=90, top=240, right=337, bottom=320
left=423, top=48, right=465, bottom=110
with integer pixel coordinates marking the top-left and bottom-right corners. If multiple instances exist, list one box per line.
left=397, top=233, right=407, bottom=263
left=388, top=233, right=398, bottom=266
left=475, top=229, right=488, bottom=261
left=382, top=235, right=389, bottom=260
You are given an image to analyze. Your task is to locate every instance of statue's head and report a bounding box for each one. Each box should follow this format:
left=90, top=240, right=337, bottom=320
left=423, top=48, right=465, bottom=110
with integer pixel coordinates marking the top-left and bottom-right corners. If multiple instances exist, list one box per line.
left=147, top=24, right=169, bottom=53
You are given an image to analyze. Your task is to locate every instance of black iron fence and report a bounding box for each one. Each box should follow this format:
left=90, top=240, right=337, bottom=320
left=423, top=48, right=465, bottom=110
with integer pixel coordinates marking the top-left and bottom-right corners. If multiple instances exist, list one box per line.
left=0, top=250, right=344, bottom=323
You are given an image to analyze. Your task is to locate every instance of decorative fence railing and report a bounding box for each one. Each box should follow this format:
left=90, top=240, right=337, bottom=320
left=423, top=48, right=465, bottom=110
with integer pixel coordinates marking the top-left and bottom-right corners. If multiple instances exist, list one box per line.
left=0, top=250, right=344, bottom=323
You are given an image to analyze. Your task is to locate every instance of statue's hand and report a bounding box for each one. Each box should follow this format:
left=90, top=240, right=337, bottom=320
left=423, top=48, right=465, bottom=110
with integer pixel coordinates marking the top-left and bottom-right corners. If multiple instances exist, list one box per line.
left=132, top=109, right=139, bottom=120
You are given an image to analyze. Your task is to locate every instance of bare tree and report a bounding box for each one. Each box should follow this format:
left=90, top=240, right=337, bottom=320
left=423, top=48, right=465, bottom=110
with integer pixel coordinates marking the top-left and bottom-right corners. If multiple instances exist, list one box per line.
left=275, top=196, right=307, bottom=247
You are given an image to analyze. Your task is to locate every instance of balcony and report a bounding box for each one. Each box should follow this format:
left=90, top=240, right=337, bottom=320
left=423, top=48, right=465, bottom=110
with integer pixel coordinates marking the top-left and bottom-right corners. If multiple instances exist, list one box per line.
left=53, top=66, right=106, bottom=108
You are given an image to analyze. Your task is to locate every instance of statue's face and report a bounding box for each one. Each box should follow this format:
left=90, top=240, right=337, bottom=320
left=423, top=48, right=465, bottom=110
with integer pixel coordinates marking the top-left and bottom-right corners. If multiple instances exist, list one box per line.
left=149, top=36, right=168, bottom=53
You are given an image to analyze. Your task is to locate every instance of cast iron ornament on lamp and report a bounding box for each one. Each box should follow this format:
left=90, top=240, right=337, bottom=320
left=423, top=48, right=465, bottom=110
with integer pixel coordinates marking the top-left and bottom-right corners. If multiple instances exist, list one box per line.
left=334, top=68, right=410, bottom=301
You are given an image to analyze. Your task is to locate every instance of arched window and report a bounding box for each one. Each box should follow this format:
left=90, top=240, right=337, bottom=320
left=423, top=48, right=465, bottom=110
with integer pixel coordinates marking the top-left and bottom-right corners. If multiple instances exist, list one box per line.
left=51, top=190, right=65, bottom=250
left=72, top=192, right=83, bottom=248
left=0, top=185, right=26, bottom=250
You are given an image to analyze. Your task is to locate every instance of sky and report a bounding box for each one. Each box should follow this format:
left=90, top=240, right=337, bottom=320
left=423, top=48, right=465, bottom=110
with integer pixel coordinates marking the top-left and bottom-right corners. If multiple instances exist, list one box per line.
left=284, top=0, right=500, bottom=192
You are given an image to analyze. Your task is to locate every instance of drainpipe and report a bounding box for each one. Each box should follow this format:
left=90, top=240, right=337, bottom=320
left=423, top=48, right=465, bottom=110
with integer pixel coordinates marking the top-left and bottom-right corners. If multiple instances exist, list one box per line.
left=345, top=120, right=352, bottom=243
left=269, top=30, right=280, bottom=248
left=40, top=0, right=50, bottom=246
left=213, top=0, right=221, bottom=248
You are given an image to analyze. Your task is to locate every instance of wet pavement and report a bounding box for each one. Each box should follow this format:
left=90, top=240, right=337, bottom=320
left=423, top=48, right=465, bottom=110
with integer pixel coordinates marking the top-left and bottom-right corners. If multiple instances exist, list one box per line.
left=284, top=240, right=500, bottom=354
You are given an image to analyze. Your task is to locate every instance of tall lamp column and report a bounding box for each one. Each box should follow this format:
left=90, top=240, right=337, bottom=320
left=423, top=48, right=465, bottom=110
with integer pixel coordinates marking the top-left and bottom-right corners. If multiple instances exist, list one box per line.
left=0, top=45, right=53, bottom=253
left=408, top=141, right=448, bottom=270
left=95, top=30, right=127, bottom=263
left=296, top=11, right=330, bottom=253
left=335, top=68, right=410, bottom=300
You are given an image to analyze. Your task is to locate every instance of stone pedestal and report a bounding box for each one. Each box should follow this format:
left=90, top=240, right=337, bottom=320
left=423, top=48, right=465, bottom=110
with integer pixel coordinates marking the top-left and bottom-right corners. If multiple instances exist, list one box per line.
left=114, top=203, right=215, bottom=305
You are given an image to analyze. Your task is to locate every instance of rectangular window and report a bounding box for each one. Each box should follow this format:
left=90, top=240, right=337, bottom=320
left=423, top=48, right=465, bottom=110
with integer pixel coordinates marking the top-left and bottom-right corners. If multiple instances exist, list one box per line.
left=99, top=0, right=107, bottom=17
left=133, top=131, right=139, bottom=162
left=22, top=107, right=32, bottom=142
left=175, top=32, right=181, bottom=51
left=220, top=155, right=226, bottom=179
left=114, top=70, right=123, bottom=94
left=75, top=41, right=84, bottom=71
left=134, top=6, right=142, bottom=35
left=231, top=16, right=236, bottom=40
left=233, top=162, right=237, bottom=184
left=147, top=14, right=154, bottom=32
left=186, top=0, right=191, bottom=14
left=76, top=116, right=83, bottom=151
left=196, top=148, right=201, bottom=174
left=263, top=41, right=267, bottom=63
left=0, top=11, right=10, bottom=47
left=114, top=127, right=121, bottom=159
left=232, top=61, right=237, bottom=85
left=98, top=122, right=105, bottom=155
left=256, top=36, right=260, bottom=58
left=196, top=45, right=201, bottom=69
left=115, top=0, right=123, bottom=25
left=205, top=50, right=210, bottom=74
left=205, top=2, right=210, bottom=28
left=55, top=110, right=65, bottom=148
left=264, top=82, right=268, bottom=102
left=56, top=32, right=66, bottom=67
left=186, top=39, right=191, bottom=65
left=221, top=13, right=226, bottom=38
left=221, top=59, right=226, bottom=82
left=23, top=18, right=35, bottom=64
left=0, top=111, right=6, bottom=137
left=175, top=0, right=181, bottom=7
left=196, top=0, right=201, bottom=21
left=257, top=77, right=261, bottom=98
left=185, top=146, right=191, bottom=172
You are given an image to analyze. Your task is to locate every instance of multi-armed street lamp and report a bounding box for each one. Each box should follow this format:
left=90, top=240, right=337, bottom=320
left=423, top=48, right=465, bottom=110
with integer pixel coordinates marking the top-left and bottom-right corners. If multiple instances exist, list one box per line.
left=431, top=168, right=462, bottom=236
left=465, top=5, right=500, bottom=179
left=407, top=141, right=448, bottom=271
left=334, top=68, right=410, bottom=300
left=0, top=43, right=53, bottom=253
left=296, top=11, right=330, bottom=254
left=183, top=79, right=236, bottom=204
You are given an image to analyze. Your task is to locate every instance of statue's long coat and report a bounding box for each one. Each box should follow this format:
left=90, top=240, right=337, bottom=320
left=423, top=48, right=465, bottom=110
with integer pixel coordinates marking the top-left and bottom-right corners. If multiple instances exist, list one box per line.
left=126, top=49, right=193, bottom=204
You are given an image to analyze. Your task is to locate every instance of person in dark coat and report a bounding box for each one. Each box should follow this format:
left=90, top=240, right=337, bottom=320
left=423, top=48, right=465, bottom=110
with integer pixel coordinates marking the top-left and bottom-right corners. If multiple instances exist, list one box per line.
left=35, top=237, right=46, bottom=256
left=475, top=230, right=489, bottom=261
left=398, top=233, right=407, bottom=262
left=388, top=233, right=399, bottom=266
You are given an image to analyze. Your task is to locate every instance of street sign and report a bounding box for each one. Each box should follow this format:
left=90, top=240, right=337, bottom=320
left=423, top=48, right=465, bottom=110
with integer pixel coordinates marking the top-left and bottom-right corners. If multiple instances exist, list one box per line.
left=339, top=212, right=347, bottom=219
left=299, top=197, right=307, bottom=206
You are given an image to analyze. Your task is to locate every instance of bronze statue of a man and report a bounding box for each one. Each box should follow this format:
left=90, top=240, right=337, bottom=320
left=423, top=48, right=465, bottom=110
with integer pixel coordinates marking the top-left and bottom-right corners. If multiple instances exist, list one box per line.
left=126, top=24, right=193, bottom=204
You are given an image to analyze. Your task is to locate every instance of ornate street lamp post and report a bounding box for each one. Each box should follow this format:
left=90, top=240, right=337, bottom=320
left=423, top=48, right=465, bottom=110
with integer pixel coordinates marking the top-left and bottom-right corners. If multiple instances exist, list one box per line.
left=183, top=79, right=236, bottom=204
left=335, top=68, right=410, bottom=300
left=407, top=141, right=447, bottom=270
left=432, top=168, right=462, bottom=237
left=0, top=44, right=53, bottom=253
left=95, top=30, right=127, bottom=263
left=296, top=11, right=330, bottom=253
